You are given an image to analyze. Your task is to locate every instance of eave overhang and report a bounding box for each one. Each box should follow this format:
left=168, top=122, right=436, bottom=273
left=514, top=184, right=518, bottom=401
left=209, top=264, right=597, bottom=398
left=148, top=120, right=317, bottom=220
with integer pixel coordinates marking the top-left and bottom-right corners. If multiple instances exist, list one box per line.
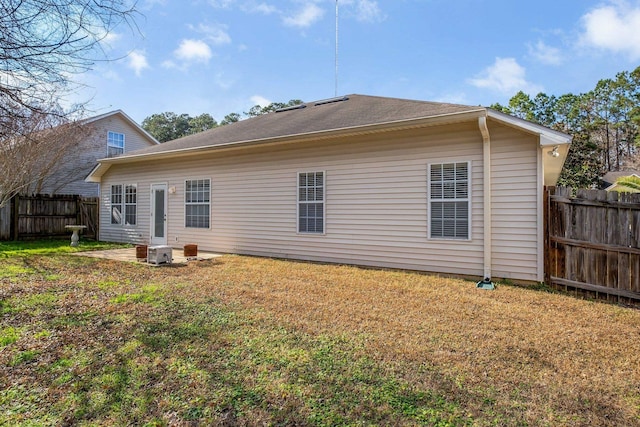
left=86, top=107, right=573, bottom=185
left=86, top=108, right=486, bottom=183
left=486, top=109, right=572, bottom=186
left=486, top=109, right=572, bottom=146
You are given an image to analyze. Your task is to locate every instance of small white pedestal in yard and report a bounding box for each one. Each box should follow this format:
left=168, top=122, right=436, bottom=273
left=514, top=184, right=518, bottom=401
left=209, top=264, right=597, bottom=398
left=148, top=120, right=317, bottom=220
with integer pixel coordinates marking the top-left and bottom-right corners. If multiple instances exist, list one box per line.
left=65, top=225, right=87, bottom=247
left=147, top=245, right=173, bottom=265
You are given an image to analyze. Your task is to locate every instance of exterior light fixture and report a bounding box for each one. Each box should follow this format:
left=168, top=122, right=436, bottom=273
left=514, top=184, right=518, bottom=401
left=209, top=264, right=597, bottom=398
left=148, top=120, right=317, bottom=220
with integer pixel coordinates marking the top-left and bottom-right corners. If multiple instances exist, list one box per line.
left=548, top=145, right=559, bottom=157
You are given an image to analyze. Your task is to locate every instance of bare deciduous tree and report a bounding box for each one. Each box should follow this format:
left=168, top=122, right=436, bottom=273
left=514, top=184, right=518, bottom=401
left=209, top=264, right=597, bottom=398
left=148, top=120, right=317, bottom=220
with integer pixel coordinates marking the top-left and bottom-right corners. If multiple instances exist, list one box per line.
left=0, top=110, right=96, bottom=207
left=0, top=0, right=139, bottom=205
left=0, top=0, right=137, bottom=118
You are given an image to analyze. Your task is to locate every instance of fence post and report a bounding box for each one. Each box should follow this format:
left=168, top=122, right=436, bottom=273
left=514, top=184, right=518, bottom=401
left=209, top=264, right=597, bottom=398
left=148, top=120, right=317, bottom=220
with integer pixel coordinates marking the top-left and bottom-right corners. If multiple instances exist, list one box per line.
left=543, top=186, right=550, bottom=285
left=76, top=195, right=81, bottom=226
left=11, top=194, right=19, bottom=241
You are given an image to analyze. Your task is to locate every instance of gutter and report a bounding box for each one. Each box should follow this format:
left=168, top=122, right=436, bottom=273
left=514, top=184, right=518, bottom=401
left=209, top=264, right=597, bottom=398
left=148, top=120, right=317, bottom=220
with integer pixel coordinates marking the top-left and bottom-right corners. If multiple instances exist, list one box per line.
left=86, top=109, right=486, bottom=183
left=477, top=116, right=495, bottom=289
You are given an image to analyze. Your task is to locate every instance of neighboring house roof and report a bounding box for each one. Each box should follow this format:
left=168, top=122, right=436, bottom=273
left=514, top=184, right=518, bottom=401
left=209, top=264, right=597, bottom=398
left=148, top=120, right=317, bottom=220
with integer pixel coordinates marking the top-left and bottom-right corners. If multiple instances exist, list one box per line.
left=605, top=182, right=640, bottom=193
left=87, top=94, right=571, bottom=181
left=604, top=173, right=640, bottom=192
left=82, top=109, right=160, bottom=146
left=601, top=170, right=640, bottom=186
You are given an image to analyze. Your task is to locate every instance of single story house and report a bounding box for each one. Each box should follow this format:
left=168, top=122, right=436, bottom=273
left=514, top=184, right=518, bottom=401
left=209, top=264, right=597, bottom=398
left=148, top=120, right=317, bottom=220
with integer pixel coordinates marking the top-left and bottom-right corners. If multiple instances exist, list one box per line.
left=87, top=95, right=571, bottom=283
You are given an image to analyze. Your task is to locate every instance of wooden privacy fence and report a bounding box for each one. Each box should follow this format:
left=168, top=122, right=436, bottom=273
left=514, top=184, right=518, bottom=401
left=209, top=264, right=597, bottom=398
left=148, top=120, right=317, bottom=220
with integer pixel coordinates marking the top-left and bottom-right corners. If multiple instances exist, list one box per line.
left=0, top=194, right=98, bottom=241
left=0, top=202, right=10, bottom=240
left=545, top=186, right=640, bottom=303
left=78, top=197, right=98, bottom=239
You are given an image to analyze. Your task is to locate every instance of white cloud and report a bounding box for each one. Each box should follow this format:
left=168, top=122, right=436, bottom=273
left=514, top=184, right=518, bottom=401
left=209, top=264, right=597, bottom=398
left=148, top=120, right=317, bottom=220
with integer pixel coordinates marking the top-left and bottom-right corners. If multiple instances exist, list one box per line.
left=161, top=60, right=176, bottom=69
left=468, top=57, right=543, bottom=94
left=189, top=23, right=232, bottom=45
left=354, top=0, right=385, bottom=23
left=434, top=92, right=471, bottom=106
left=283, top=3, right=324, bottom=28
left=580, top=1, right=640, bottom=59
left=101, top=32, right=122, bottom=48
left=142, top=0, right=166, bottom=8
left=214, top=72, right=235, bottom=90
left=336, top=0, right=385, bottom=23
left=250, top=95, right=271, bottom=107
left=127, top=51, right=150, bottom=76
left=242, top=2, right=278, bottom=14
left=208, top=0, right=235, bottom=8
left=174, top=39, right=212, bottom=63
left=101, top=69, right=122, bottom=82
left=528, top=40, right=563, bottom=65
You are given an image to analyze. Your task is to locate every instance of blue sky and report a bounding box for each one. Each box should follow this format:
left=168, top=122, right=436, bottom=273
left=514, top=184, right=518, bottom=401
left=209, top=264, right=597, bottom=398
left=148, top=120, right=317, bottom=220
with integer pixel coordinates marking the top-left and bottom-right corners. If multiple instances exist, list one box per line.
left=73, top=0, right=640, bottom=124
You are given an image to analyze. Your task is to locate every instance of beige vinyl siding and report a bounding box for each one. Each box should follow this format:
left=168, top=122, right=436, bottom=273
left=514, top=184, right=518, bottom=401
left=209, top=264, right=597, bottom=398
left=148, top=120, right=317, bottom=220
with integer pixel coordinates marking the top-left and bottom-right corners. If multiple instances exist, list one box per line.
left=100, top=122, right=487, bottom=277
left=489, top=121, right=540, bottom=281
left=39, top=114, right=155, bottom=197
left=100, top=166, right=150, bottom=245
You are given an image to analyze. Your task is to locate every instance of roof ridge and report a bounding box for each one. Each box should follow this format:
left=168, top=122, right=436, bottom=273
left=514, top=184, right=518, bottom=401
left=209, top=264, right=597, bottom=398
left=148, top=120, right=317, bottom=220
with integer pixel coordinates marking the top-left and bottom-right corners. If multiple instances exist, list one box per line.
left=343, top=93, right=478, bottom=108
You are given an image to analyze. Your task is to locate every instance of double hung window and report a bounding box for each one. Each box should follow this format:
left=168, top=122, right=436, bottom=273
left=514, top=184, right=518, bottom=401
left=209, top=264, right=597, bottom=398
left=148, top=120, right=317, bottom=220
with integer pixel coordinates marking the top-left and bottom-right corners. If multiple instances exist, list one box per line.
left=298, top=171, right=324, bottom=234
left=429, top=162, right=470, bottom=240
left=110, top=185, right=123, bottom=224
left=107, top=131, right=125, bottom=157
left=185, top=179, right=210, bottom=228
left=124, top=185, right=137, bottom=225
left=110, top=184, right=136, bottom=225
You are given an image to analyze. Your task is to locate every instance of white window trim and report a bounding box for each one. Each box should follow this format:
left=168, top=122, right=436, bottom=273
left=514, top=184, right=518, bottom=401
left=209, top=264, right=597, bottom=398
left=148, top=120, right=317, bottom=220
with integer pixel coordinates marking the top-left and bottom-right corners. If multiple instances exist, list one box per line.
left=124, top=184, right=137, bottom=226
left=107, top=131, right=125, bottom=157
left=427, top=161, right=471, bottom=241
left=297, top=170, right=326, bottom=235
left=110, top=184, right=122, bottom=225
left=184, top=178, right=211, bottom=229
left=110, top=183, right=137, bottom=226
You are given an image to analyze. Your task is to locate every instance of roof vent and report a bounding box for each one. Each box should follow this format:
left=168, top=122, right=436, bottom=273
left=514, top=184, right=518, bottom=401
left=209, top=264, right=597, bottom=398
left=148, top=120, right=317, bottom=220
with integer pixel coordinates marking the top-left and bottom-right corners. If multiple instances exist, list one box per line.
left=314, top=95, right=349, bottom=106
left=275, top=104, right=307, bottom=113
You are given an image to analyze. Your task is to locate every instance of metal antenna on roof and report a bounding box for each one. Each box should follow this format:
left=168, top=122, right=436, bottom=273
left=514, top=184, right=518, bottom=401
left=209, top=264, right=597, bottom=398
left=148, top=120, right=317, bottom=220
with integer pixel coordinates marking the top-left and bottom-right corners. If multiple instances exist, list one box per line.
left=335, top=0, right=339, bottom=97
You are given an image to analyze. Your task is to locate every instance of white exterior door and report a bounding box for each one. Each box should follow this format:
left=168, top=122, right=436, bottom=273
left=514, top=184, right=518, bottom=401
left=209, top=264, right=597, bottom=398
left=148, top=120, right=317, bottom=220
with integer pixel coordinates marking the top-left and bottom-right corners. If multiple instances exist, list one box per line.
left=150, top=183, right=168, bottom=246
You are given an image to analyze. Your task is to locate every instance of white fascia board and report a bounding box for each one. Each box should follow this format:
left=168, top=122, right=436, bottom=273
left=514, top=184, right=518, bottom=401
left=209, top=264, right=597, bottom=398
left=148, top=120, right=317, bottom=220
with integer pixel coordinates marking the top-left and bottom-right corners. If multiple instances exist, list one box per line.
left=85, top=162, right=111, bottom=183
left=487, top=109, right=572, bottom=146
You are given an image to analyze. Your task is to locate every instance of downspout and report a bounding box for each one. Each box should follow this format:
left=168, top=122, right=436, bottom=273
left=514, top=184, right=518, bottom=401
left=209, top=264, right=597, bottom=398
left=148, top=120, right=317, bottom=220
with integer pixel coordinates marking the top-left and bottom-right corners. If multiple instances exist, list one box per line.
left=477, top=116, right=494, bottom=289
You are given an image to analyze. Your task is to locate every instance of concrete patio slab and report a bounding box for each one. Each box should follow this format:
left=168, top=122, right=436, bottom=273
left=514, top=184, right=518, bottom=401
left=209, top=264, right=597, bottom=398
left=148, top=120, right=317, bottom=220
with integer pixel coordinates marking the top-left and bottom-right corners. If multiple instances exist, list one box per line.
left=72, top=247, right=223, bottom=265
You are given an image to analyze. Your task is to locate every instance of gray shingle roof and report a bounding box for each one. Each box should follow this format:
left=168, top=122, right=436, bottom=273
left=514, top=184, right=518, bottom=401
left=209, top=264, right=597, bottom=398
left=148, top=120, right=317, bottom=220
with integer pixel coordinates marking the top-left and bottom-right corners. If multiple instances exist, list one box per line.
left=601, top=170, right=640, bottom=185
left=123, top=94, right=483, bottom=157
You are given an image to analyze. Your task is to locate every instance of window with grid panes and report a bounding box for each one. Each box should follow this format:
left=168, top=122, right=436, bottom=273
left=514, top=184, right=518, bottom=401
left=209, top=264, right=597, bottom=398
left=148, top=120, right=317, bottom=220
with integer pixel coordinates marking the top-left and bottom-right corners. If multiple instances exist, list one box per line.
left=124, top=185, right=137, bottom=225
left=107, top=131, right=125, bottom=157
left=185, top=179, right=210, bottom=228
left=429, top=162, right=470, bottom=239
left=110, top=184, right=123, bottom=224
left=298, top=171, right=324, bottom=233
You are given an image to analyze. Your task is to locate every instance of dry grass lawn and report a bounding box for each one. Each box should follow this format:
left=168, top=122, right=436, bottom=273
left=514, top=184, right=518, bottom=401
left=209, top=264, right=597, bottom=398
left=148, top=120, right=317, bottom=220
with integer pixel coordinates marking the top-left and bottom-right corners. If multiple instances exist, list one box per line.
left=199, top=256, right=640, bottom=425
left=1, top=242, right=639, bottom=425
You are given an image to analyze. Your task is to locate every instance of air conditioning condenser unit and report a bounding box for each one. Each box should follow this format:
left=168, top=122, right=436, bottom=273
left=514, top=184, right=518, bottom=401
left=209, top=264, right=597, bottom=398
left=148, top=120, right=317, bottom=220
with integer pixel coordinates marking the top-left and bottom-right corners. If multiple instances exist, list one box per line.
left=147, top=245, right=172, bottom=265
